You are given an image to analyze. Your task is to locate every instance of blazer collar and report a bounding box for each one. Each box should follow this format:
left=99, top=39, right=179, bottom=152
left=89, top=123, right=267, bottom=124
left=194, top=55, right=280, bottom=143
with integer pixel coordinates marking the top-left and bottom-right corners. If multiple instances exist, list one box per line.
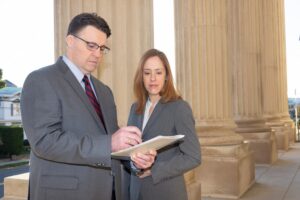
left=56, top=57, right=107, bottom=133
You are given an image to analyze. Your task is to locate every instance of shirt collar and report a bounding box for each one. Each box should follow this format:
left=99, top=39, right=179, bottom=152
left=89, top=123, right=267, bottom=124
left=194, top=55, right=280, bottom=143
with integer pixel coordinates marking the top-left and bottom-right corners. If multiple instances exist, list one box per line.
left=62, top=55, right=91, bottom=83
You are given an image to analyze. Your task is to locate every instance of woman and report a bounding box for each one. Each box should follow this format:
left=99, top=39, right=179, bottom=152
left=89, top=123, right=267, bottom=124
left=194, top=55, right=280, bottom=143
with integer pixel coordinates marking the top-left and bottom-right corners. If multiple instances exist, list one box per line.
left=128, top=49, right=201, bottom=200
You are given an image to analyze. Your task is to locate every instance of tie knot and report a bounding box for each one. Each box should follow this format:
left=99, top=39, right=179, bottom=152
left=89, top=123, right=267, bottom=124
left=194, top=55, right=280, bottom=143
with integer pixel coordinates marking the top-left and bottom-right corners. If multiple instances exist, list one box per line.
left=83, top=75, right=90, bottom=86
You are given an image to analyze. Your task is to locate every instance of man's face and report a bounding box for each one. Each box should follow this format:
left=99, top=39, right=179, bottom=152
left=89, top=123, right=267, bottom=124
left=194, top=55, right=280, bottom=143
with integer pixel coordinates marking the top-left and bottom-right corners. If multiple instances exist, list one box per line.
left=66, top=25, right=108, bottom=74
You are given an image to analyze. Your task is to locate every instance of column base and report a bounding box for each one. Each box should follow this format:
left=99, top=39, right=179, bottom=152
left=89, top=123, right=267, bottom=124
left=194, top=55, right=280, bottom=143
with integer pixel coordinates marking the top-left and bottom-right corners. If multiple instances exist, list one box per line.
left=241, top=132, right=277, bottom=164
left=187, top=180, right=201, bottom=200
left=234, top=118, right=277, bottom=164
left=267, top=121, right=290, bottom=150
left=280, top=115, right=296, bottom=143
left=4, top=173, right=29, bottom=200
left=185, top=170, right=201, bottom=200
left=274, top=127, right=289, bottom=150
left=184, top=170, right=201, bottom=200
left=196, top=143, right=255, bottom=199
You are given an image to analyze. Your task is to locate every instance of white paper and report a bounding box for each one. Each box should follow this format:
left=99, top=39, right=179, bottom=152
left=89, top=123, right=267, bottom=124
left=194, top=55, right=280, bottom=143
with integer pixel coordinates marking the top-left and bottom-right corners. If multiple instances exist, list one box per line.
left=111, top=134, right=184, bottom=158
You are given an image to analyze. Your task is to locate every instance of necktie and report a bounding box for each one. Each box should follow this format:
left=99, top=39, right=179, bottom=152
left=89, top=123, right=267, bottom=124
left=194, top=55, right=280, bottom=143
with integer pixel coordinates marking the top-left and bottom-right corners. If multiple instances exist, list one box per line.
left=83, top=75, right=106, bottom=130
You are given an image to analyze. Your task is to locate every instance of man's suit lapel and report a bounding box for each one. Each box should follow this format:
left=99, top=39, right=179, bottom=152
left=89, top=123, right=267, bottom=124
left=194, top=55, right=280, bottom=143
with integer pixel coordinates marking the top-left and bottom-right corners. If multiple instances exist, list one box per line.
left=57, top=59, right=107, bottom=133
left=91, top=76, right=111, bottom=134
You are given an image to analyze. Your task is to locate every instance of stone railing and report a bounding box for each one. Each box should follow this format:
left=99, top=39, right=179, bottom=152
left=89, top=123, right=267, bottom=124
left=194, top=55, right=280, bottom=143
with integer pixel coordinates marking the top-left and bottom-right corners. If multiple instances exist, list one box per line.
left=3, top=173, right=29, bottom=200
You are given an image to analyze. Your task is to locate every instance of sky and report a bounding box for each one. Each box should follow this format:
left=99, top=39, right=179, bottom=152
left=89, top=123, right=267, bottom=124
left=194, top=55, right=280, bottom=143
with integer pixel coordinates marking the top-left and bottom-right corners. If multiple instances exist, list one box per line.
left=153, top=0, right=176, bottom=81
left=0, top=0, right=299, bottom=98
left=0, top=0, right=54, bottom=87
left=284, top=0, right=300, bottom=97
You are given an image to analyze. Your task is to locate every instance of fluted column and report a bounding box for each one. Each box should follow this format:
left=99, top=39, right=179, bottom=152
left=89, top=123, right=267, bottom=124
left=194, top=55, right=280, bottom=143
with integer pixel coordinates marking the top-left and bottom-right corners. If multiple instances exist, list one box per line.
left=230, top=0, right=277, bottom=164
left=175, top=0, right=254, bottom=198
left=54, top=0, right=153, bottom=125
left=276, top=0, right=296, bottom=143
left=260, top=0, right=292, bottom=150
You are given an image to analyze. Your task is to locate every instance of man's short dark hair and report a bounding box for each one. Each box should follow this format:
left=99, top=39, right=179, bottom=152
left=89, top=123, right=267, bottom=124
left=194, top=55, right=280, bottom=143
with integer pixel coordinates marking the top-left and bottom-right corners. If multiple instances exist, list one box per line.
left=67, top=13, right=111, bottom=38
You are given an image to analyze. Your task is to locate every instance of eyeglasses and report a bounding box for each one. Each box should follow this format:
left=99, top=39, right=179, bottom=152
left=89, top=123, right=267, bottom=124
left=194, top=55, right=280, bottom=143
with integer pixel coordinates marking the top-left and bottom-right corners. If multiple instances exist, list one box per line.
left=72, top=34, right=110, bottom=54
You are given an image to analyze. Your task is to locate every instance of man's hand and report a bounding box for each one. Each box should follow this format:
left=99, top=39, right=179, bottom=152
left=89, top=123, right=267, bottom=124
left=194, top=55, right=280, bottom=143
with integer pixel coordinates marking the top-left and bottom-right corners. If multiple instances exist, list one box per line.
left=111, top=126, right=142, bottom=152
left=130, top=149, right=157, bottom=169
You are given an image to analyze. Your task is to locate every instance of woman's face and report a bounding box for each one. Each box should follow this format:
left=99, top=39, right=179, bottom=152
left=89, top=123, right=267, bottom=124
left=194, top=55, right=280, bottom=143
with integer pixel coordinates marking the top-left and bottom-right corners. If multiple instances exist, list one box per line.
left=143, top=56, right=166, bottom=100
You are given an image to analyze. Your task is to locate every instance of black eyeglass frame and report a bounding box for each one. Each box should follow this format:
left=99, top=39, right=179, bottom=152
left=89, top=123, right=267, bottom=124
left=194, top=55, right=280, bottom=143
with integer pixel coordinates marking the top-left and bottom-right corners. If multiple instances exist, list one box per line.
left=72, top=34, right=110, bottom=54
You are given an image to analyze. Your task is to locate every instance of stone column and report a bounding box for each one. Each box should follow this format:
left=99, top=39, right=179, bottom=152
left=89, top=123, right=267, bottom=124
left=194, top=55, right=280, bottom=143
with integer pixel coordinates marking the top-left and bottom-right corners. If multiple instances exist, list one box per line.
left=229, top=0, right=277, bottom=164
left=275, top=0, right=296, bottom=143
left=260, top=0, right=292, bottom=150
left=54, top=0, right=154, bottom=125
left=174, top=0, right=254, bottom=198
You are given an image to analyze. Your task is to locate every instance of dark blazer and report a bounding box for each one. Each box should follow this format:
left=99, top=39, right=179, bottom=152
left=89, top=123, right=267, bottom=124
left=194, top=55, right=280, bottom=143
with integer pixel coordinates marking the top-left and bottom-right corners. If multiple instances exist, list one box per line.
left=127, top=99, right=201, bottom=200
left=21, top=57, right=128, bottom=200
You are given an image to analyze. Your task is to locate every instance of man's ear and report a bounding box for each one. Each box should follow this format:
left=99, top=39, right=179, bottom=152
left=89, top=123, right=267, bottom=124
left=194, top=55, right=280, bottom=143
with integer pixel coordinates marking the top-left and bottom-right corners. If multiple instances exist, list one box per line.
left=66, top=35, right=73, bottom=47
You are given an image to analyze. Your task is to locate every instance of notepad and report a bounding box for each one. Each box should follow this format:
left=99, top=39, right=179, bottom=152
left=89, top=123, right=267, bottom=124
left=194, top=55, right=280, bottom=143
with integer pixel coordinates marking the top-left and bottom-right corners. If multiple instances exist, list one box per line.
left=111, top=135, right=184, bottom=159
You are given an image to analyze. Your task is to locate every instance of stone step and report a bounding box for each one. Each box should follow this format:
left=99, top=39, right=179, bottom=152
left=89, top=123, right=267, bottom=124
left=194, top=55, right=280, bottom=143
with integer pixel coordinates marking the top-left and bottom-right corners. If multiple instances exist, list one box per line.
left=3, top=173, right=29, bottom=200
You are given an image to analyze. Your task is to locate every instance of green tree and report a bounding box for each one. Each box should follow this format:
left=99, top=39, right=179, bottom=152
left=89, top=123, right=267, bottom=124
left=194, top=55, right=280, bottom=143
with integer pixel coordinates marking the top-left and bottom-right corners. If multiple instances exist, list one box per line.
left=0, top=126, right=24, bottom=159
left=0, top=69, right=6, bottom=88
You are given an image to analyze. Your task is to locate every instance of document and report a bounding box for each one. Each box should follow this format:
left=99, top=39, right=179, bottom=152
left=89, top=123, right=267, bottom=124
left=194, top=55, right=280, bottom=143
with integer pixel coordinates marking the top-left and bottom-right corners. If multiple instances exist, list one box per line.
left=111, top=134, right=185, bottom=159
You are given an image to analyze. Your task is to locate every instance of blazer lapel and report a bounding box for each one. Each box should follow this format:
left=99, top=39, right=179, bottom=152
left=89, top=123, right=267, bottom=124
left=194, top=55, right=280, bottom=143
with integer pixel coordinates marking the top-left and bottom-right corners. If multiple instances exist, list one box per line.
left=142, top=101, right=164, bottom=137
left=127, top=104, right=143, bottom=131
left=136, top=113, right=143, bottom=131
left=57, top=59, right=106, bottom=132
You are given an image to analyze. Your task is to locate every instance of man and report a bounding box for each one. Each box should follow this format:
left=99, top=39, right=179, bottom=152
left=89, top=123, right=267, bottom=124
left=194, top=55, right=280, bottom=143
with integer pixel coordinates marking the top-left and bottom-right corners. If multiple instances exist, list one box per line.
left=21, top=13, right=156, bottom=200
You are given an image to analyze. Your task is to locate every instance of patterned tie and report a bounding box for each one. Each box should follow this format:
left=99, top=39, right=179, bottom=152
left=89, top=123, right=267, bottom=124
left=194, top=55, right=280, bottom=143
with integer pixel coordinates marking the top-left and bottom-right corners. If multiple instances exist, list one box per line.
left=83, top=75, right=106, bottom=130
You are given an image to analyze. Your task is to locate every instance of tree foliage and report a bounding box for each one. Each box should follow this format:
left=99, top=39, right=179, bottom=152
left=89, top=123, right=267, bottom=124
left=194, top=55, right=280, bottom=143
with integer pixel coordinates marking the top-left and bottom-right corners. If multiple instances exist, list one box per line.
left=0, top=126, right=24, bottom=159
left=0, top=69, right=6, bottom=88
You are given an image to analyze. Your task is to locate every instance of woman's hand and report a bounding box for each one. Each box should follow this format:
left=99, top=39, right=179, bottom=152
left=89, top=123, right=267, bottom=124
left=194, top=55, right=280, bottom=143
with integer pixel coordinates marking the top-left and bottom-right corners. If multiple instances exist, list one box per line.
left=131, top=149, right=157, bottom=169
left=138, top=169, right=151, bottom=178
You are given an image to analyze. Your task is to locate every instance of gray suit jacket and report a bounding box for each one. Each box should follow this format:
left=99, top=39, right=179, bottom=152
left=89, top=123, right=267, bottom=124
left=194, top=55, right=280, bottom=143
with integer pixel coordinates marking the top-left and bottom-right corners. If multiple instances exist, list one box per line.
left=21, top=57, right=129, bottom=200
left=127, top=99, right=201, bottom=200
